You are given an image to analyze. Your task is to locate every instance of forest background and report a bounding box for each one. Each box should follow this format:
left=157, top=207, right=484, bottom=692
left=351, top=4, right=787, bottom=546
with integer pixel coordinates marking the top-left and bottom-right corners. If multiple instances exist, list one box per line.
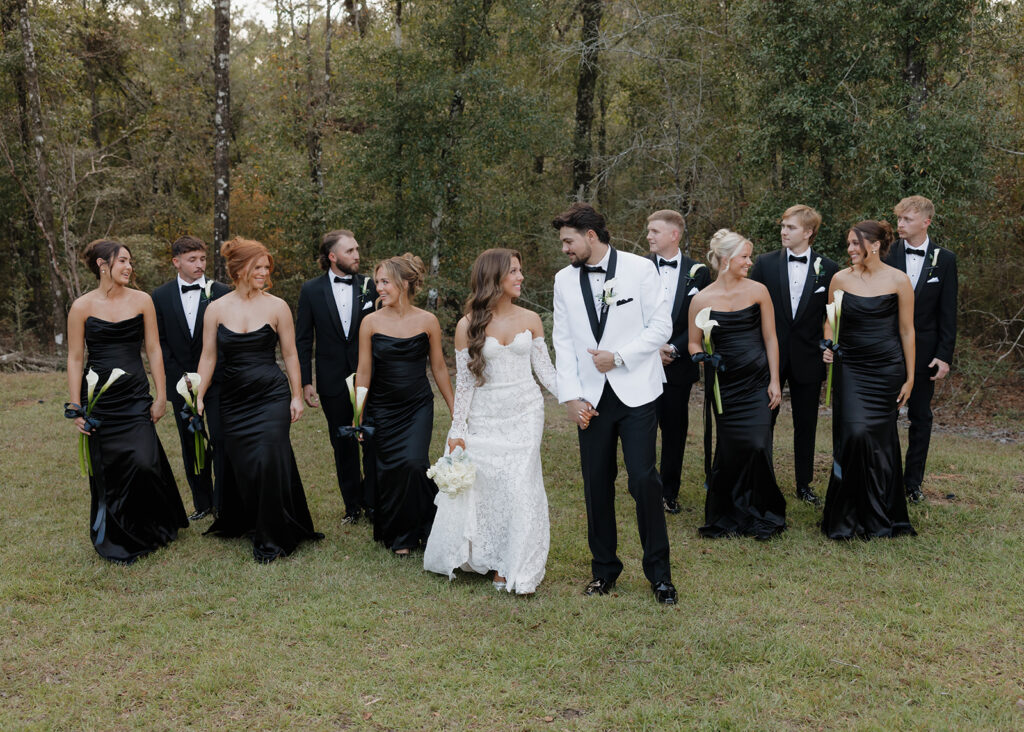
left=1, top=0, right=1022, bottom=416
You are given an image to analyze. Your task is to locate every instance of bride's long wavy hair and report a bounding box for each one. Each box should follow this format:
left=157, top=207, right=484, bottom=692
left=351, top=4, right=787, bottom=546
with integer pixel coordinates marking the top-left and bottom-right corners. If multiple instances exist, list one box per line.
left=465, top=248, right=522, bottom=386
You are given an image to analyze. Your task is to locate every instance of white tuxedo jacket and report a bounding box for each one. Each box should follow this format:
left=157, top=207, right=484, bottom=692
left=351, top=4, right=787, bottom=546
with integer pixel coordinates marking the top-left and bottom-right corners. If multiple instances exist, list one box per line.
left=552, top=248, right=672, bottom=408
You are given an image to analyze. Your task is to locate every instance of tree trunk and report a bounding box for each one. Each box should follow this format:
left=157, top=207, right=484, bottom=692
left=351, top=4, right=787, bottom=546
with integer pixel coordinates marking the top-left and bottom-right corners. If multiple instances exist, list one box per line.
left=571, top=0, right=601, bottom=200
left=213, top=0, right=231, bottom=280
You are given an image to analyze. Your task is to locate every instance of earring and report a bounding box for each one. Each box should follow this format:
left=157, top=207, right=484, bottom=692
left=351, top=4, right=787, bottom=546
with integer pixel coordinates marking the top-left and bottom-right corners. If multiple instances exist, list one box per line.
left=723, top=261, right=730, bottom=272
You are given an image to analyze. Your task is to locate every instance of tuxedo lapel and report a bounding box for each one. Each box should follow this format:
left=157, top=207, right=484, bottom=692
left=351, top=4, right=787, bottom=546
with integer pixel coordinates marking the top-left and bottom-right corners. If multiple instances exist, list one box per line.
left=194, top=295, right=211, bottom=343
left=913, top=242, right=933, bottom=298
left=579, top=267, right=601, bottom=342
left=892, top=241, right=908, bottom=274
left=792, top=249, right=817, bottom=323
left=347, top=274, right=364, bottom=342
left=596, top=248, right=617, bottom=342
left=777, top=251, right=793, bottom=323
left=321, top=273, right=345, bottom=339
left=671, top=262, right=688, bottom=322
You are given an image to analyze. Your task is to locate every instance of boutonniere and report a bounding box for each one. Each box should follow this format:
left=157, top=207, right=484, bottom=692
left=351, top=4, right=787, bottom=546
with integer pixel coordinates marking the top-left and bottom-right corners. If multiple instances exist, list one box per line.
left=686, top=262, right=705, bottom=284
left=812, top=256, right=823, bottom=285
left=600, top=278, right=618, bottom=307
left=359, top=276, right=370, bottom=302
left=926, top=249, right=939, bottom=279
left=201, top=281, right=214, bottom=301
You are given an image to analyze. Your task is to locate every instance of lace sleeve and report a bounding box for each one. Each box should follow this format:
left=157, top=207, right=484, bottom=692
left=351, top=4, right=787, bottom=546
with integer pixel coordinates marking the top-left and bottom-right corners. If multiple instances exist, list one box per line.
left=447, top=349, right=475, bottom=442
left=531, top=337, right=558, bottom=397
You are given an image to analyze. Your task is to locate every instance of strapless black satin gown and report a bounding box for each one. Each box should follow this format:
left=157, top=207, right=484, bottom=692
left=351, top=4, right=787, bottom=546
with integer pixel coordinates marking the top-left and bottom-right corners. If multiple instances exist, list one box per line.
left=365, top=333, right=438, bottom=551
left=206, top=324, right=322, bottom=561
left=82, top=315, right=187, bottom=563
left=700, top=304, right=787, bottom=539
left=822, top=293, right=915, bottom=540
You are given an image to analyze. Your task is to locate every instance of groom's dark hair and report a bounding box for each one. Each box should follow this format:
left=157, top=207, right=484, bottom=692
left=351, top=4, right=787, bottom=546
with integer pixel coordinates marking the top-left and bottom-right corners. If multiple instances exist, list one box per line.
left=552, top=203, right=611, bottom=244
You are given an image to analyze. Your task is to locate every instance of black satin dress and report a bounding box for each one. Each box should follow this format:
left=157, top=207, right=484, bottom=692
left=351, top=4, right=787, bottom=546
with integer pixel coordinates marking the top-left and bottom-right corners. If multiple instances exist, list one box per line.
left=822, top=293, right=915, bottom=540
left=365, top=333, right=438, bottom=551
left=206, top=324, right=322, bottom=561
left=700, top=304, right=787, bottom=539
left=82, top=315, right=188, bottom=563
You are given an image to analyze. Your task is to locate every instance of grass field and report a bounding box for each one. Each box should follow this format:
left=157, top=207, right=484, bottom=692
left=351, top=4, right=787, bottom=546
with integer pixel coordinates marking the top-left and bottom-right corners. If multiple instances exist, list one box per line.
left=2, top=371, right=1023, bottom=730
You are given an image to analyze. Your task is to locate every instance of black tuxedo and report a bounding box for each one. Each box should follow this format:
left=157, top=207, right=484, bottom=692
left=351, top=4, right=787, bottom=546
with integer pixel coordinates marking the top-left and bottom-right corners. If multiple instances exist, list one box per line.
left=749, top=248, right=840, bottom=493
left=885, top=238, right=958, bottom=491
left=152, top=277, right=231, bottom=513
left=649, top=254, right=711, bottom=504
left=295, top=270, right=378, bottom=515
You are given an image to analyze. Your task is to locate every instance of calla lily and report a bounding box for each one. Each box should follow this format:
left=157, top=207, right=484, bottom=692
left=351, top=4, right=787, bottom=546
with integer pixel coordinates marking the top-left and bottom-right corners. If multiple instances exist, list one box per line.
left=354, top=386, right=368, bottom=425
left=203, top=281, right=214, bottom=300
left=77, top=366, right=127, bottom=477
left=825, top=302, right=837, bottom=335
left=931, top=249, right=939, bottom=267
left=176, top=372, right=202, bottom=408
left=824, top=290, right=845, bottom=408
left=813, top=257, right=822, bottom=276
left=688, top=263, right=706, bottom=278
left=833, top=289, right=844, bottom=319
left=695, top=306, right=723, bottom=414
left=346, top=372, right=356, bottom=404
left=97, top=368, right=126, bottom=399
left=85, top=369, right=99, bottom=403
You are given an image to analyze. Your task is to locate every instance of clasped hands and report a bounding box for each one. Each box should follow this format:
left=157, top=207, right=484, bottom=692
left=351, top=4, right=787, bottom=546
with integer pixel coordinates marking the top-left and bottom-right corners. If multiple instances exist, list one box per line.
left=566, top=399, right=598, bottom=429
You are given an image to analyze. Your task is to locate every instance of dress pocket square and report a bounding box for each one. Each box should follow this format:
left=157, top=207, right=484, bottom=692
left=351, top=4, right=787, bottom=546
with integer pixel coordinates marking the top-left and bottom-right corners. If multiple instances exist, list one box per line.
left=927, top=277, right=940, bottom=284
left=362, top=301, right=374, bottom=310
left=687, top=286, right=699, bottom=296
left=814, top=286, right=826, bottom=294
left=615, top=298, right=634, bottom=306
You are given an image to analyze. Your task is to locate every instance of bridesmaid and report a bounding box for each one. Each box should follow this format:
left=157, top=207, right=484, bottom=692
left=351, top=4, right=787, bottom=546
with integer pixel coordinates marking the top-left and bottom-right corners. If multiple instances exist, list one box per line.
left=196, top=237, right=322, bottom=562
left=687, top=229, right=786, bottom=539
left=356, top=253, right=455, bottom=556
left=65, top=239, right=188, bottom=563
left=821, top=220, right=916, bottom=539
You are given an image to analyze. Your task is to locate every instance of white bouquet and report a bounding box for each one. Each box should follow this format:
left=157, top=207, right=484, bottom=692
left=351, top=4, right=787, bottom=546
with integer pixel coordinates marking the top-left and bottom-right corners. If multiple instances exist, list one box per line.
left=426, top=446, right=477, bottom=496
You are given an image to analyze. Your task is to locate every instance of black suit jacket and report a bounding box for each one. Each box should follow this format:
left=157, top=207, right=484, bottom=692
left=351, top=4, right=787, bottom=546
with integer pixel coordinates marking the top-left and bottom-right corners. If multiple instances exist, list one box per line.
left=152, top=278, right=231, bottom=392
left=295, top=271, right=378, bottom=398
left=885, top=238, right=958, bottom=374
left=650, top=254, right=712, bottom=385
left=749, top=248, right=840, bottom=384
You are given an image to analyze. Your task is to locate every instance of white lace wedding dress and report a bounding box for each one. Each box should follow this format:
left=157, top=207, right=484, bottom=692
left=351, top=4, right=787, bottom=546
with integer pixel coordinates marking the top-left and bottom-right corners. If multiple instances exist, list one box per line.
left=423, top=330, right=557, bottom=594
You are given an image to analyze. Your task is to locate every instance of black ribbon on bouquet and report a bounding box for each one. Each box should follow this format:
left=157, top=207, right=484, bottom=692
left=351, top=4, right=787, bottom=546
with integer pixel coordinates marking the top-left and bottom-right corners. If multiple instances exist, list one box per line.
left=819, top=338, right=842, bottom=358
left=336, top=424, right=375, bottom=440
left=63, top=402, right=101, bottom=432
left=179, top=407, right=207, bottom=436
left=690, top=352, right=726, bottom=487
left=691, top=352, right=726, bottom=372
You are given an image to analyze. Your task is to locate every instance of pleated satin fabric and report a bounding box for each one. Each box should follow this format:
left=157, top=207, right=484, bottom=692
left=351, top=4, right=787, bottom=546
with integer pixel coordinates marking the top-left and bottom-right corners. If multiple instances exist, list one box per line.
left=822, top=293, right=915, bottom=539
left=82, top=315, right=187, bottom=562
left=700, top=304, right=787, bottom=539
left=365, top=333, right=438, bottom=551
left=206, top=324, right=322, bottom=561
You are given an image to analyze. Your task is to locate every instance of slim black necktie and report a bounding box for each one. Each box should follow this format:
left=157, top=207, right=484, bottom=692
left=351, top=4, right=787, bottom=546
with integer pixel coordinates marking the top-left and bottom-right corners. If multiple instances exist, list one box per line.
left=788, top=254, right=808, bottom=264
left=905, top=248, right=925, bottom=257
left=583, top=265, right=605, bottom=273
left=658, top=258, right=678, bottom=269
left=334, top=275, right=353, bottom=284
left=180, top=283, right=202, bottom=293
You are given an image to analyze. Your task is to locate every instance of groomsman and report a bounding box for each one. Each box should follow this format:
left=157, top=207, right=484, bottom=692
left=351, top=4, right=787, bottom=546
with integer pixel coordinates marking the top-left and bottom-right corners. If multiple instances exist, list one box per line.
left=749, top=204, right=839, bottom=505
left=296, top=229, right=377, bottom=523
left=152, top=236, right=230, bottom=520
left=885, top=195, right=958, bottom=503
left=551, top=203, right=677, bottom=605
left=645, top=209, right=711, bottom=514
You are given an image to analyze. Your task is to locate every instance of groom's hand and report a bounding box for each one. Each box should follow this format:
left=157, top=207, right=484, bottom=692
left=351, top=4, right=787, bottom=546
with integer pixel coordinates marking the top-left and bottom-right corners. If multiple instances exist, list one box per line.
left=587, top=348, right=616, bottom=373
left=566, top=399, right=597, bottom=429
left=303, top=385, right=320, bottom=408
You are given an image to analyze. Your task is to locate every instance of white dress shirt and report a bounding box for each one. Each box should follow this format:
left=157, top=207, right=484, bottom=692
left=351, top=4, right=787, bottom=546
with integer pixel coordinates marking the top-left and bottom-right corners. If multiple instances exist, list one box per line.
left=178, top=275, right=207, bottom=337
left=786, top=249, right=810, bottom=318
left=586, top=247, right=611, bottom=309
left=331, top=272, right=353, bottom=336
left=905, top=236, right=930, bottom=290
left=656, top=251, right=681, bottom=309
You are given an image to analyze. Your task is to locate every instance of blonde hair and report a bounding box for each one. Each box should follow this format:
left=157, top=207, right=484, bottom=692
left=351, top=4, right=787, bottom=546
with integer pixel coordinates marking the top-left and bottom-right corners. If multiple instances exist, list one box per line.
left=647, top=209, right=684, bottom=231
left=222, top=237, right=274, bottom=289
left=706, top=229, right=751, bottom=272
left=375, top=252, right=426, bottom=299
left=894, top=195, right=935, bottom=220
left=780, top=204, right=822, bottom=244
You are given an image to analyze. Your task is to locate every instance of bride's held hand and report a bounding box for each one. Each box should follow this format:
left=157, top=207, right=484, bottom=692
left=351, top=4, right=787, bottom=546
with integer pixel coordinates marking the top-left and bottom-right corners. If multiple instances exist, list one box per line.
left=447, top=438, right=466, bottom=453
left=767, top=381, right=782, bottom=410
left=290, top=396, right=303, bottom=423
left=566, top=399, right=598, bottom=429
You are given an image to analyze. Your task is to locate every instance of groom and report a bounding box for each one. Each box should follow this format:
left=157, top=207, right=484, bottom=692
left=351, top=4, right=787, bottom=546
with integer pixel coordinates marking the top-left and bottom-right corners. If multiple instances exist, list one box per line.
left=551, top=203, right=677, bottom=605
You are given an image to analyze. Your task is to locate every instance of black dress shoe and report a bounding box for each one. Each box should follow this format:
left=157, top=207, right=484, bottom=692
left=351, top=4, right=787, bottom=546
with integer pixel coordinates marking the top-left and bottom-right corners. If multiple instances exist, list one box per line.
left=652, top=581, right=677, bottom=605
left=340, top=512, right=361, bottom=525
left=906, top=487, right=924, bottom=504
left=663, top=498, right=682, bottom=514
left=188, top=509, right=211, bottom=521
left=796, top=486, right=821, bottom=506
left=583, top=578, right=614, bottom=596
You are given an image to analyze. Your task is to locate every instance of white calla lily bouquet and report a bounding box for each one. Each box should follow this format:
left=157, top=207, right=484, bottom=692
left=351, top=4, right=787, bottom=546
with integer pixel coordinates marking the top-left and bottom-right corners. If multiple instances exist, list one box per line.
left=824, top=290, right=845, bottom=407
left=695, top=307, right=723, bottom=414
left=65, top=367, right=126, bottom=476
left=175, top=372, right=207, bottom=474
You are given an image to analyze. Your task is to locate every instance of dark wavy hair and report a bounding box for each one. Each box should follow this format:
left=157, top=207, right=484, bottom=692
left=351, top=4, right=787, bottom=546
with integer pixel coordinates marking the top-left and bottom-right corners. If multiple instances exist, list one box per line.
left=464, top=248, right=522, bottom=385
left=83, top=239, right=131, bottom=279
left=849, top=220, right=895, bottom=260
left=551, top=202, right=611, bottom=244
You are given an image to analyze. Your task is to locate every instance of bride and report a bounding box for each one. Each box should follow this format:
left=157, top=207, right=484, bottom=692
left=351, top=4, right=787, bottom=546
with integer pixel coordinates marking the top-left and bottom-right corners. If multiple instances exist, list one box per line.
left=423, top=248, right=558, bottom=594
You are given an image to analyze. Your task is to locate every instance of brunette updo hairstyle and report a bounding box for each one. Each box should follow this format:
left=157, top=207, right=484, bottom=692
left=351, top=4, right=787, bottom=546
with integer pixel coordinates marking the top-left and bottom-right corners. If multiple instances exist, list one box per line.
left=849, top=220, right=895, bottom=260
left=464, top=248, right=522, bottom=385
left=222, top=237, right=274, bottom=289
left=375, top=252, right=426, bottom=300
left=706, top=229, right=751, bottom=273
left=83, top=239, right=131, bottom=279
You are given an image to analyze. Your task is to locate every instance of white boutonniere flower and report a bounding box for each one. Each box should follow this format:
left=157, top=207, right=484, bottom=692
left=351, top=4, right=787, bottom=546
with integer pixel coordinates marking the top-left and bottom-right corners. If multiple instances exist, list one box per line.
left=931, top=249, right=940, bottom=267
left=688, top=263, right=705, bottom=279
left=601, top=278, right=618, bottom=307
left=202, top=281, right=214, bottom=300
left=813, top=257, right=822, bottom=276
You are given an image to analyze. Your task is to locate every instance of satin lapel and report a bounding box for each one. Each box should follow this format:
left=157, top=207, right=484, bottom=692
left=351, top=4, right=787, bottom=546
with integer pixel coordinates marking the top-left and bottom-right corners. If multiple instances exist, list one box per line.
left=671, top=260, right=688, bottom=322
left=893, top=241, right=908, bottom=274
left=169, top=285, right=192, bottom=342
left=194, top=294, right=211, bottom=343
left=596, top=248, right=617, bottom=342
left=347, top=274, right=363, bottom=342
left=777, top=251, right=794, bottom=323
left=792, top=249, right=817, bottom=323
left=579, top=266, right=601, bottom=342
left=913, top=242, right=933, bottom=298
left=322, top=273, right=345, bottom=339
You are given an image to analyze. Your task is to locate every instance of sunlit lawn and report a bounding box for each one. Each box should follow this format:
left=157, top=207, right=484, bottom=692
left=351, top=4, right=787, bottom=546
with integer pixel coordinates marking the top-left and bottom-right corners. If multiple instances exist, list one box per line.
left=1, top=371, right=1022, bottom=729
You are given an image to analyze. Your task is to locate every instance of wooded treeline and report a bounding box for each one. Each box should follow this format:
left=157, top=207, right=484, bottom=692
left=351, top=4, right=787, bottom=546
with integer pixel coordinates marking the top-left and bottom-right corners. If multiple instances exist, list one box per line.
left=1, top=0, right=1022, bottom=389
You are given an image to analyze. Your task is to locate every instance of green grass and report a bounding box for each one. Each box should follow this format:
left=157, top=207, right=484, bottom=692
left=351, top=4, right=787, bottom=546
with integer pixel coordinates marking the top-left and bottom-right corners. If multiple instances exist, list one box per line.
left=1, top=372, right=1023, bottom=730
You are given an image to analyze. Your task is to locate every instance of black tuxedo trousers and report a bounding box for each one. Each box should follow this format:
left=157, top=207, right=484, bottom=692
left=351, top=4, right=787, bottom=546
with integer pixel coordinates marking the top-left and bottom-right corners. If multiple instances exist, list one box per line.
left=578, top=382, right=671, bottom=585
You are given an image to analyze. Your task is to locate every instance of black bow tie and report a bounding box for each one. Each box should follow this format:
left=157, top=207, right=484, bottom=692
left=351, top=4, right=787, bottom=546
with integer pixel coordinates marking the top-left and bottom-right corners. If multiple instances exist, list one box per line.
left=658, top=258, right=678, bottom=269
left=584, top=265, right=605, bottom=274
left=905, top=247, right=926, bottom=257
left=788, top=254, right=808, bottom=264
left=181, top=283, right=202, bottom=293
left=334, top=275, right=353, bottom=284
